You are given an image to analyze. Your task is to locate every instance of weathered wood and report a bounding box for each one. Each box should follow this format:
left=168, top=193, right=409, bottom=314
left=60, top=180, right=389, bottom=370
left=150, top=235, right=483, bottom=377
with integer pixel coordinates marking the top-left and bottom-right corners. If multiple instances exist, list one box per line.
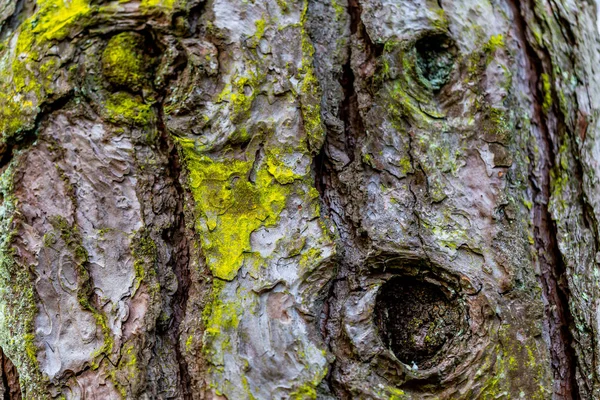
left=0, top=0, right=598, bottom=398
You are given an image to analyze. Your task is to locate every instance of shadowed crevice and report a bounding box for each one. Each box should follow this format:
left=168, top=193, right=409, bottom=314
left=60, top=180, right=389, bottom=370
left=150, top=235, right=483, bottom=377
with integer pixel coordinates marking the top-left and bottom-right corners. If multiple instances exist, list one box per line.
left=156, top=82, right=194, bottom=400
left=0, top=347, right=20, bottom=400
left=507, top=0, right=579, bottom=397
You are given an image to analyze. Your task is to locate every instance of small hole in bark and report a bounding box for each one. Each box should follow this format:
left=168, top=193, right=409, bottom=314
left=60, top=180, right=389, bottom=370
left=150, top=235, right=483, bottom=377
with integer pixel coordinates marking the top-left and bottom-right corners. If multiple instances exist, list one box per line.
left=375, top=276, right=462, bottom=369
left=415, top=34, right=455, bottom=91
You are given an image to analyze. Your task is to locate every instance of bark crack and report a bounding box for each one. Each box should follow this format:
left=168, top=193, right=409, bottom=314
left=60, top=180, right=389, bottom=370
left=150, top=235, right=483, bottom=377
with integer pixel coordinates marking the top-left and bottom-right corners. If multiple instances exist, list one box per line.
left=157, top=87, right=194, bottom=400
left=0, top=347, right=20, bottom=400
left=507, top=0, right=579, bottom=397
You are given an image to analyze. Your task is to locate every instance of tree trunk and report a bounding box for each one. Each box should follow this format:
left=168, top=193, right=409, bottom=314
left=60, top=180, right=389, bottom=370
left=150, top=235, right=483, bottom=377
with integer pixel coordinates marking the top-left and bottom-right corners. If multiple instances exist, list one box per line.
left=0, top=0, right=598, bottom=398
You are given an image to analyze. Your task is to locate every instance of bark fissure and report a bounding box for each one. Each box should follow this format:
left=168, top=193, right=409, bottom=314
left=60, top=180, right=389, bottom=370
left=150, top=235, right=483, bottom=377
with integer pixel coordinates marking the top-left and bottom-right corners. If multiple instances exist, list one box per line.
left=157, top=79, right=193, bottom=400
left=0, top=0, right=27, bottom=42
left=508, top=0, right=579, bottom=397
left=0, top=347, right=20, bottom=400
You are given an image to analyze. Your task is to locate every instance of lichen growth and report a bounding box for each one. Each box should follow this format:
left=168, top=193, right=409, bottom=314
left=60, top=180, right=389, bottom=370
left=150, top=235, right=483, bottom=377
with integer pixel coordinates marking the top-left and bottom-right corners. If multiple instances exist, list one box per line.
left=49, top=216, right=113, bottom=368
left=102, top=32, right=149, bottom=92
left=265, top=147, right=304, bottom=184
left=541, top=73, right=552, bottom=112
left=104, top=92, right=154, bottom=126
left=139, top=0, right=177, bottom=14
left=298, top=0, right=326, bottom=153
left=0, top=0, right=91, bottom=140
left=476, top=325, right=550, bottom=399
left=0, top=162, right=44, bottom=396
left=254, top=18, right=266, bottom=42
left=483, top=34, right=505, bottom=53
left=202, top=281, right=241, bottom=341
left=169, top=2, right=332, bottom=397
left=330, top=0, right=345, bottom=22
left=176, top=138, right=290, bottom=281
left=289, top=360, right=327, bottom=400
left=217, top=67, right=265, bottom=125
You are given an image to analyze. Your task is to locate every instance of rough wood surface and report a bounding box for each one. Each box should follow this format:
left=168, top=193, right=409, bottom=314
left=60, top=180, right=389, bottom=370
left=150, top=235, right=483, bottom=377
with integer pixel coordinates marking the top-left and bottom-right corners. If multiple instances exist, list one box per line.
left=0, top=0, right=598, bottom=398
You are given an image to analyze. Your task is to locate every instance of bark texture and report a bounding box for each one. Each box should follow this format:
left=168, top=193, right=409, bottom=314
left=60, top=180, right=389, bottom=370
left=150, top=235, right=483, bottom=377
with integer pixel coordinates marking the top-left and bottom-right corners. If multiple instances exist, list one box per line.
left=0, top=0, right=599, bottom=398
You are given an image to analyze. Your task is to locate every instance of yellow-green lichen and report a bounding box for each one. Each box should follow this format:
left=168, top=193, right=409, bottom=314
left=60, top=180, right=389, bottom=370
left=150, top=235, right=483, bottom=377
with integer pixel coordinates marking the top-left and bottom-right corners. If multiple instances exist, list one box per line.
left=140, top=0, right=177, bottom=13
left=102, top=32, right=148, bottom=92
left=49, top=216, right=114, bottom=367
left=130, top=230, right=160, bottom=297
left=387, top=387, right=408, bottom=400
left=265, top=147, right=304, bottom=184
left=217, top=67, right=265, bottom=124
left=177, top=138, right=290, bottom=281
left=0, top=0, right=91, bottom=139
left=0, top=164, right=42, bottom=394
left=476, top=325, right=550, bottom=399
left=254, top=18, right=266, bottom=42
left=483, top=34, right=505, bottom=53
left=331, top=0, right=345, bottom=21
left=203, top=281, right=241, bottom=338
left=298, top=0, right=326, bottom=153
left=109, top=341, right=142, bottom=398
left=104, top=92, right=153, bottom=126
left=430, top=8, right=449, bottom=31
left=541, top=73, right=552, bottom=112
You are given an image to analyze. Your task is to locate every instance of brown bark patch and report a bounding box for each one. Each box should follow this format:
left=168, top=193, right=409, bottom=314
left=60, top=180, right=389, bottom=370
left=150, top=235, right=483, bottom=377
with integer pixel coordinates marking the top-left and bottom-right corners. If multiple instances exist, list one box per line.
left=0, top=347, right=20, bottom=400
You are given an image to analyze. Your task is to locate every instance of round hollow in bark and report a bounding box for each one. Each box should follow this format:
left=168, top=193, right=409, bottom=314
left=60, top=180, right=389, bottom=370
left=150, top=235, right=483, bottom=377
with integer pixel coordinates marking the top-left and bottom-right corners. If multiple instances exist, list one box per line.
left=415, top=34, right=455, bottom=91
left=374, top=276, right=462, bottom=370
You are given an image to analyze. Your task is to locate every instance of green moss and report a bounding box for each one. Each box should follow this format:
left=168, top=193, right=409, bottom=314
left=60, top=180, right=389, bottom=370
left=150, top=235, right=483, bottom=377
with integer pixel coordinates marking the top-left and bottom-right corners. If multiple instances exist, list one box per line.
left=102, top=32, right=148, bottom=92
left=104, top=92, right=153, bottom=126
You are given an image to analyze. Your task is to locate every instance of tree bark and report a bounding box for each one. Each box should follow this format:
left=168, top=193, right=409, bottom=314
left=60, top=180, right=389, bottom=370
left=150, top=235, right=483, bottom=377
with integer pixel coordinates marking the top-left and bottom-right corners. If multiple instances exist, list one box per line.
left=0, top=0, right=599, bottom=398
